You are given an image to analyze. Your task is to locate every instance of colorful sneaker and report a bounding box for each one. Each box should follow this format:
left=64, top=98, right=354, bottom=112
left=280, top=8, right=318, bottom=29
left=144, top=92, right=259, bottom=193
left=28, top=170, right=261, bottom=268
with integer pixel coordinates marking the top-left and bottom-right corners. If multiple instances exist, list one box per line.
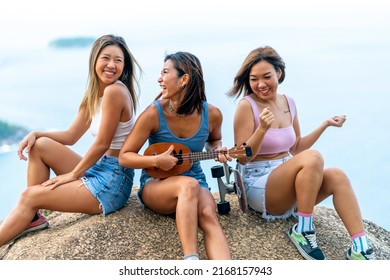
left=346, top=247, right=376, bottom=260
left=15, top=211, right=49, bottom=240
left=288, top=223, right=325, bottom=260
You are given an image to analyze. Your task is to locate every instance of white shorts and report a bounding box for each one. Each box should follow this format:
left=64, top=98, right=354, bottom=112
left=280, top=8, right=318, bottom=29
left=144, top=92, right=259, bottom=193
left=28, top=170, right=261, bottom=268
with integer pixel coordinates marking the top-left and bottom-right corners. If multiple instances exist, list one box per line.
left=238, top=154, right=296, bottom=220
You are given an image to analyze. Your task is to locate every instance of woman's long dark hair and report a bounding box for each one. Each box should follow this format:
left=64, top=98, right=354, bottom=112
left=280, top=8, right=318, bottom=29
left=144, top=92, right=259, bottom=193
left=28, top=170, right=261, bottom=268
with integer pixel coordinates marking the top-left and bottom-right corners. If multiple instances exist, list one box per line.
left=155, top=51, right=206, bottom=115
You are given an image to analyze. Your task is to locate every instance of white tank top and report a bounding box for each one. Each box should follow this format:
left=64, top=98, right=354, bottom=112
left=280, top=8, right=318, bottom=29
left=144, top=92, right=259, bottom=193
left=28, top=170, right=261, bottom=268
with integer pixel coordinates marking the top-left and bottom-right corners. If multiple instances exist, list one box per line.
left=90, top=97, right=135, bottom=150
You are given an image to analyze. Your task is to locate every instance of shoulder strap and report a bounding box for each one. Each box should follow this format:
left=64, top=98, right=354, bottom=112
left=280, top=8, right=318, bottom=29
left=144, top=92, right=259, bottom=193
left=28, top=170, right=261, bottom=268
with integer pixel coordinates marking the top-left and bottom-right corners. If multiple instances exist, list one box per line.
left=284, top=94, right=296, bottom=120
left=243, top=95, right=260, bottom=129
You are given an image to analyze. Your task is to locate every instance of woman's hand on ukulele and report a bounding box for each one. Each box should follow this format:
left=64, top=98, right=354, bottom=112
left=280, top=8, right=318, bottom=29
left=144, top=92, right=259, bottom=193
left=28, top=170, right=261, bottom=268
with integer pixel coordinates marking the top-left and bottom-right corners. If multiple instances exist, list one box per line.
left=155, top=145, right=179, bottom=171
left=214, top=147, right=232, bottom=163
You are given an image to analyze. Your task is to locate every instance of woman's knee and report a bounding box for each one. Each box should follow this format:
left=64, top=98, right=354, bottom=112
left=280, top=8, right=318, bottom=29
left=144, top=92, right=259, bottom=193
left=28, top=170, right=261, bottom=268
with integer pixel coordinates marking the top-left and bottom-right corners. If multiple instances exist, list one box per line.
left=29, top=137, right=54, bottom=156
left=199, top=203, right=219, bottom=227
left=324, top=167, right=351, bottom=187
left=177, top=177, right=200, bottom=199
left=18, top=186, right=41, bottom=210
left=301, top=149, right=324, bottom=170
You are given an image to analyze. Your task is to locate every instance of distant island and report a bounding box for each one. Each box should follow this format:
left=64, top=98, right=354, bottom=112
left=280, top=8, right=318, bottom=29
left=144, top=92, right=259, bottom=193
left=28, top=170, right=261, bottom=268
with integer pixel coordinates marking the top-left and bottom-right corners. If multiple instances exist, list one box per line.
left=49, top=36, right=96, bottom=49
left=0, top=120, right=28, bottom=148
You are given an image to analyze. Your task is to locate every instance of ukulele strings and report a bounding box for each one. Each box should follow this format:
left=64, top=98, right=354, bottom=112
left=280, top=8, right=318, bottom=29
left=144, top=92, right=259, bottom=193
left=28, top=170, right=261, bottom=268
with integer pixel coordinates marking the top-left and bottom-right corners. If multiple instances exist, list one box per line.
left=171, top=150, right=245, bottom=160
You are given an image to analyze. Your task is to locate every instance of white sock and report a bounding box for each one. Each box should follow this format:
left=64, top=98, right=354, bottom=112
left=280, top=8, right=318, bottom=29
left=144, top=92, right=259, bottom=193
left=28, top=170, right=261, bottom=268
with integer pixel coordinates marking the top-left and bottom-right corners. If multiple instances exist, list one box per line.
left=184, top=253, right=200, bottom=260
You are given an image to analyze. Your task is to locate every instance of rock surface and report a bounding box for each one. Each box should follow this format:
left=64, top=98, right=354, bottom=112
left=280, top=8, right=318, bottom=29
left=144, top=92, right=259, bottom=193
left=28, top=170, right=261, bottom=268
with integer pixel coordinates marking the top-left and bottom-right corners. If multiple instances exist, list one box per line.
left=1, top=190, right=389, bottom=260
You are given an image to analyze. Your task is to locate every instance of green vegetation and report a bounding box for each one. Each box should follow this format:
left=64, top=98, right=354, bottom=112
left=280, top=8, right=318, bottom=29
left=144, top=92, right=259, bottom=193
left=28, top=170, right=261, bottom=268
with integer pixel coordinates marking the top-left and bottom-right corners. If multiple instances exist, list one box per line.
left=49, top=37, right=96, bottom=49
left=0, top=120, right=28, bottom=145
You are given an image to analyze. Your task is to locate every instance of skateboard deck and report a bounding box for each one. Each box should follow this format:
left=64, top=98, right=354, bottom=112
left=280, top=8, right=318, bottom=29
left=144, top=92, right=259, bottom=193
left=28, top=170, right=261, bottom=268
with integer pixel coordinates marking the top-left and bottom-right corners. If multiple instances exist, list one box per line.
left=233, top=169, right=248, bottom=213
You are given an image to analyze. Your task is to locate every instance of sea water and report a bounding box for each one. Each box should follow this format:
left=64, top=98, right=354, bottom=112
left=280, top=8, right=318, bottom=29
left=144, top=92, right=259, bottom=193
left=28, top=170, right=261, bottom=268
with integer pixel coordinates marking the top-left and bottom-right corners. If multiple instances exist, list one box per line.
left=0, top=29, right=389, bottom=231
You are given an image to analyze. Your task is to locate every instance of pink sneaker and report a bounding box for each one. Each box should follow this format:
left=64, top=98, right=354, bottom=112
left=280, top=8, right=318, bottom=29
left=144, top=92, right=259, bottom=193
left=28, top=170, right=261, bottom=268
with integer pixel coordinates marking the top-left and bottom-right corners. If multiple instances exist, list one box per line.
left=15, top=211, right=49, bottom=240
left=25, top=212, right=49, bottom=233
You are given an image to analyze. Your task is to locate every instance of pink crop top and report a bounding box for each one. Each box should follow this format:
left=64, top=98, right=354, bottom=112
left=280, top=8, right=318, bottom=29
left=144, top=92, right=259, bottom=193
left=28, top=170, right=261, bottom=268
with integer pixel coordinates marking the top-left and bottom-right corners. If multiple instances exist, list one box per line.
left=244, top=94, right=296, bottom=155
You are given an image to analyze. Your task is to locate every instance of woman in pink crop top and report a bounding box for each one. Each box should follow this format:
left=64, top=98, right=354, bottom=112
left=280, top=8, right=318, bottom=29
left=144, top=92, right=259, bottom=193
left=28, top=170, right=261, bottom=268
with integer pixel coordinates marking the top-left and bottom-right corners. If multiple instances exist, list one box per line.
left=228, top=46, right=375, bottom=260
left=0, top=35, right=141, bottom=249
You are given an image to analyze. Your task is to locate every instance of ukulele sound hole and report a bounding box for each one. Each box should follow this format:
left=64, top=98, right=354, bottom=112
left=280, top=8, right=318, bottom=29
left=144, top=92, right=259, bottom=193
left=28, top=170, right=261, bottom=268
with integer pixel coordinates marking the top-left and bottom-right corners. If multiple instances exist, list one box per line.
left=173, top=149, right=183, bottom=165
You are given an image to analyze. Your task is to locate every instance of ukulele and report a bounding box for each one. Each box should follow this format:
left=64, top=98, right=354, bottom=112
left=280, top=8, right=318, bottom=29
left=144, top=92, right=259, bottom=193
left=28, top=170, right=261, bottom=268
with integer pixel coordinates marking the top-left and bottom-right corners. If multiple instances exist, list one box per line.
left=143, top=142, right=252, bottom=179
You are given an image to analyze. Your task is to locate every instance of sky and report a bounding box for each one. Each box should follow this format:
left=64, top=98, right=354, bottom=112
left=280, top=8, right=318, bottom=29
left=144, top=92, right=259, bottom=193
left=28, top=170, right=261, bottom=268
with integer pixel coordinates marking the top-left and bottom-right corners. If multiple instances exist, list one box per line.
left=0, top=0, right=388, bottom=51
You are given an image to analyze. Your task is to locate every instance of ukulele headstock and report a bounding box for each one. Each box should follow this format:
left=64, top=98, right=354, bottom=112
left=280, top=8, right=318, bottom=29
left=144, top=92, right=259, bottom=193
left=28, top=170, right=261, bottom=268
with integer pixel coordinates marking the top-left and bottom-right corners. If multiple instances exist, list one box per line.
left=227, top=145, right=252, bottom=159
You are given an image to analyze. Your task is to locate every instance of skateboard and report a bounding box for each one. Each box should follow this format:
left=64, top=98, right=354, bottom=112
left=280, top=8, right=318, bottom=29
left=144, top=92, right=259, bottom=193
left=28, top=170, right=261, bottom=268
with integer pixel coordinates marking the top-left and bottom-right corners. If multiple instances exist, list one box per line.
left=211, top=162, right=248, bottom=214
left=233, top=168, right=248, bottom=213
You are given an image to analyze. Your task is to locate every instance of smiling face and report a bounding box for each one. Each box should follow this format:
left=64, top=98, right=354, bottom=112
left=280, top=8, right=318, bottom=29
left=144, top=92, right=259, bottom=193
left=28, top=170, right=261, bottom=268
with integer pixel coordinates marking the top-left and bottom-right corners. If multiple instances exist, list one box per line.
left=157, top=59, right=186, bottom=99
left=249, top=60, right=282, bottom=101
left=95, top=45, right=125, bottom=87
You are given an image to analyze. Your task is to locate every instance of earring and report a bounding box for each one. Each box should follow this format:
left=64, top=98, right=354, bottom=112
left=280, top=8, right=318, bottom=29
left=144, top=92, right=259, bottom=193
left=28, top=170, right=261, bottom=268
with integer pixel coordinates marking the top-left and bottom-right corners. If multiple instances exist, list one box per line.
left=180, top=84, right=186, bottom=89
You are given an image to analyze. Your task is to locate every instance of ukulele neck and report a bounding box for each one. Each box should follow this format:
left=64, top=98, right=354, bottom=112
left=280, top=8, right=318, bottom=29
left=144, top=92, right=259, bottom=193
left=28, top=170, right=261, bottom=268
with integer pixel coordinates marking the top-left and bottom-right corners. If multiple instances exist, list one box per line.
left=187, top=150, right=224, bottom=162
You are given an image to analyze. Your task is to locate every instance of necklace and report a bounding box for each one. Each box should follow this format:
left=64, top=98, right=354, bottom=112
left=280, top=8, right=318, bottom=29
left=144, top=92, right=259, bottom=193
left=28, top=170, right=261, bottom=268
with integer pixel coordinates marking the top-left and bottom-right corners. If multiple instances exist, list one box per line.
left=168, top=100, right=186, bottom=117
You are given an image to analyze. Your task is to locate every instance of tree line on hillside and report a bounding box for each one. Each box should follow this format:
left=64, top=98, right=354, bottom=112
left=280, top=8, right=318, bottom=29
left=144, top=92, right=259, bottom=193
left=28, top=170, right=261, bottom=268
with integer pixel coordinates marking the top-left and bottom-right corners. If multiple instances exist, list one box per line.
left=0, top=120, right=28, bottom=145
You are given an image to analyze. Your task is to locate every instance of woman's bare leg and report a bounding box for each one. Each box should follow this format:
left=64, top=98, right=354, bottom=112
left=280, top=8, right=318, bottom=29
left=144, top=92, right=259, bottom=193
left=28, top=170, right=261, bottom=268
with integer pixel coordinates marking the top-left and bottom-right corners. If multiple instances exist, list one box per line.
left=23, top=136, right=83, bottom=225
left=26, top=137, right=82, bottom=186
left=141, top=176, right=200, bottom=256
left=316, top=168, right=364, bottom=236
left=198, top=187, right=231, bottom=260
left=265, top=150, right=324, bottom=215
left=0, top=180, right=100, bottom=246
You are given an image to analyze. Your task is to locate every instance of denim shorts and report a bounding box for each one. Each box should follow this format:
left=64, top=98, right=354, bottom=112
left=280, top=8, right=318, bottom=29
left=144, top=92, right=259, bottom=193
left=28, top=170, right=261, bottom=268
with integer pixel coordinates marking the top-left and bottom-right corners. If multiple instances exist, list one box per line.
left=238, top=154, right=296, bottom=220
left=137, top=162, right=208, bottom=205
left=81, top=155, right=134, bottom=216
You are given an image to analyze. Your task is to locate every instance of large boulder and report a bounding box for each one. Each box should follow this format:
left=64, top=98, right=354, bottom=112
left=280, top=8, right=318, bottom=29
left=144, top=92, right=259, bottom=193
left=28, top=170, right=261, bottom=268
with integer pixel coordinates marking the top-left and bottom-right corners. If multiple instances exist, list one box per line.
left=1, top=189, right=389, bottom=260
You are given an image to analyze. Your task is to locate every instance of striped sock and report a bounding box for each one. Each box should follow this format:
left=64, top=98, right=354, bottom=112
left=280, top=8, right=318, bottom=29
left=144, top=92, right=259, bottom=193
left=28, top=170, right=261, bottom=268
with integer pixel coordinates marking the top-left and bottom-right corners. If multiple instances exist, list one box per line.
left=297, top=212, right=313, bottom=233
left=351, top=232, right=370, bottom=253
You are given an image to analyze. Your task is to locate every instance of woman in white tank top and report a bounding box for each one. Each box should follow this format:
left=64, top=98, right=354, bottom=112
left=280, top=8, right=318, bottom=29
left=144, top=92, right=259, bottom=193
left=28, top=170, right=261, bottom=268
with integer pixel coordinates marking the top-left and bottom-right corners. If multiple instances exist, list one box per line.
left=0, top=35, right=142, bottom=249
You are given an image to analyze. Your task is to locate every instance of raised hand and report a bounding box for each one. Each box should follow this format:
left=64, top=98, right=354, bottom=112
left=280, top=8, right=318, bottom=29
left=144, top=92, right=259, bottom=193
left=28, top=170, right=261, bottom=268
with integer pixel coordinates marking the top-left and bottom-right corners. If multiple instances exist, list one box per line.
left=259, top=107, right=275, bottom=129
left=327, top=115, right=347, bottom=128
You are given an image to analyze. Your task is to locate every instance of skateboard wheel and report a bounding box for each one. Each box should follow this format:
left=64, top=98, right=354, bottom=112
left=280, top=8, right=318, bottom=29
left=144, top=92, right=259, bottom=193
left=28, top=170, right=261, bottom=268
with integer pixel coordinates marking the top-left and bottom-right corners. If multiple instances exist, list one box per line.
left=217, top=201, right=231, bottom=214
left=211, top=165, right=224, bottom=178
